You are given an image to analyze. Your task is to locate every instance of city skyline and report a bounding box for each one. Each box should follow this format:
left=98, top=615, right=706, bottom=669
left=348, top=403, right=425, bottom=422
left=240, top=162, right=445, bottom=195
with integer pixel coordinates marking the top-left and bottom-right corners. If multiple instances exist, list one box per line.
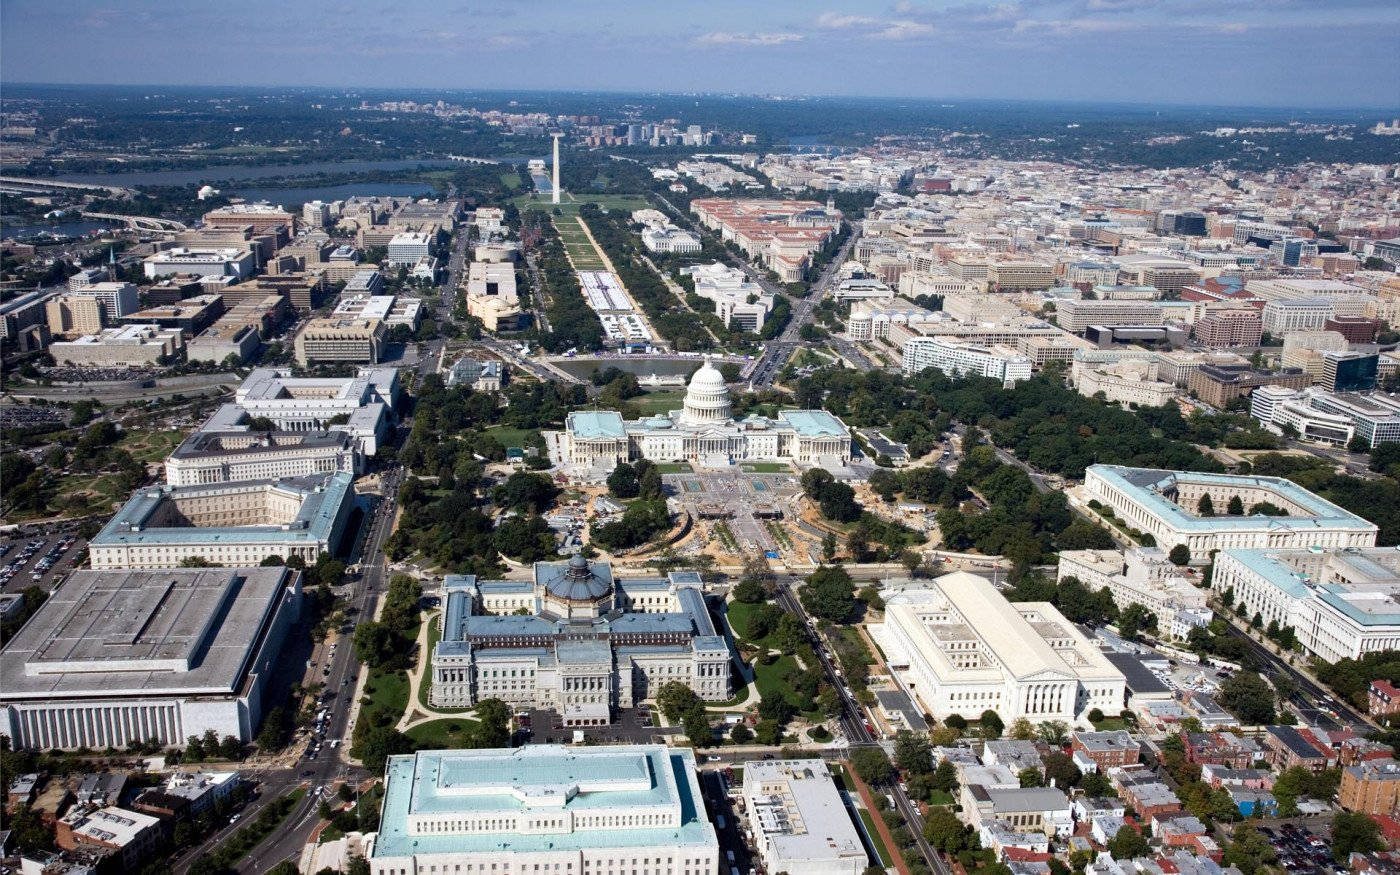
left=2, top=0, right=1399, bottom=109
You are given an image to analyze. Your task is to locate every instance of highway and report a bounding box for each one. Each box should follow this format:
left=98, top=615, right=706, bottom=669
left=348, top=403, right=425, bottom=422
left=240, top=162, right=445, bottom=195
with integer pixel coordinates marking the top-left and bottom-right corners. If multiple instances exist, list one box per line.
left=1219, top=614, right=1370, bottom=732
left=770, top=573, right=951, bottom=875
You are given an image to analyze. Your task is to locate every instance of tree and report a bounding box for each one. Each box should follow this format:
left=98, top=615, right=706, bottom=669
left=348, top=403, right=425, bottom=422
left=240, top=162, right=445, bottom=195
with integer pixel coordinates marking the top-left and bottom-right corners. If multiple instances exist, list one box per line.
left=1217, top=671, right=1276, bottom=725
left=894, top=731, right=933, bottom=775
left=1043, top=752, right=1081, bottom=789
left=1222, top=824, right=1278, bottom=875
left=944, top=713, right=967, bottom=731
left=922, top=807, right=969, bottom=854
left=851, top=747, right=896, bottom=786
left=1197, top=493, right=1215, bottom=517
left=1227, top=495, right=1245, bottom=515
left=1079, top=771, right=1114, bottom=798
left=606, top=462, right=639, bottom=498
left=1168, top=544, right=1191, bottom=566
left=471, top=699, right=512, bottom=748
left=684, top=712, right=715, bottom=748
left=1107, top=824, right=1149, bottom=860
left=931, top=759, right=959, bottom=793
left=800, top=565, right=857, bottom=623
left=772, top=613, right=808, bottom=655
left=731, top=575, right=765, bottom=604
left=1118, top=603, right=1157, bottom=640
left=657, top=681, right=705, bottom=723
left=218, top=735, right=242, bottom=761
left=1009, top=718, right=1034, bottom=741
left=1018, top=767, right=1044, bottom=787
left=730, top=724, right=753, bottom=744
left=979, top=710, right=1004, bottom=739
left=1332, top=811, right=1384, bottom=861
left=355, top=725, right=413, bottom=775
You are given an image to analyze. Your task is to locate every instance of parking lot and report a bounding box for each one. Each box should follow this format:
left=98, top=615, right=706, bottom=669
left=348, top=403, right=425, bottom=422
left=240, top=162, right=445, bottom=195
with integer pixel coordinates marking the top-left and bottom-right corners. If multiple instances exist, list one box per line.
left=1255, top=821, right=1338, bottom=872
left=0, top=529, right=88, bottom=594
left=520, top=706, right=679, bottom=745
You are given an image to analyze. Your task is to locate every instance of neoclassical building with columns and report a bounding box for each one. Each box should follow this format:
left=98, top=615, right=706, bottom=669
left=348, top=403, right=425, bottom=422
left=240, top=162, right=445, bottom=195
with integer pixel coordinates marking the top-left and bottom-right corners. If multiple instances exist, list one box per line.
left=430, top=557, right=731, bottom=726
left=560, top=357, right=851, bottom=470
left=870, top=572, right=1126, bottom=726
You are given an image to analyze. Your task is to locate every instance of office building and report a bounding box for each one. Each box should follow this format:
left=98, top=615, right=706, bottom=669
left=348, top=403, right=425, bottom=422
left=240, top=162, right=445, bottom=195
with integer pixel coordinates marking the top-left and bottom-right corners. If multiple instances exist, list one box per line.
left=1324, top=317, right=1380, bottom=344
left=0, top=567, right=301, bottom=749
left=902, top=336, right=1033, bottom=387
left=689, top=198, right=841, bottom=283
left=681, top=263, right=773, bottom=332
left=641, top=225, right=702, bottom=254
left=67, top=281, right=140, bottom=318
left=88, top=472, right=355, bottom=569
left=209, top=366, right=398, bottom=455
left=202, top=203, right=297, bottom=234
left=387, top=232, right=432, bottom=265
left=120, top=294, right=226, bottom=337
left=987, top=261, right=1054, bottom=291
left=742, top=760, right=867, bottom=875
left=1192, top=309, right=1262, bottom=348
left=845, top=298, right=939, bottom=342
left=45, top=293, right=107, bottom=337
left=0, top=288, right=56, bottom=350
left=1246, top=278, right=1368, bottom=301
left=1072, top=359, right=1179, bottom=407
left=333, top=294, right=422, bottom=330
left=293, top=317, right=386, bottom=365
left=561, top=358, right=850, bottom=469
left=1055, top=300, right=1165, bottom=334
left=369, top=745, right=719, bottom=875
left=1262, top=299, right=1337, bottom=334
left=144, top=247, right=256, bottom=280
left=1249, top=386, right=1354, bottom=446
left=1320, top=351, right=1379, bottom=393
left=1301, top=391, right=1400, bottom=446
left=49, top=324, right=185, bottom=367
left=431, top=558, right=730, bottom=721
left=1082, top=465, right=1378, bottom=555
left=1185, top=364, right=1309, bottom=407
left=186, top=322, right=261, bottom=365
left=165, top=429, right=361, bottom=486
left=870, top=573, right=1126, bottom=724
left=1212, top=548, right=1400, bottom=663
left=1057, top=548, right=1211, bottom=640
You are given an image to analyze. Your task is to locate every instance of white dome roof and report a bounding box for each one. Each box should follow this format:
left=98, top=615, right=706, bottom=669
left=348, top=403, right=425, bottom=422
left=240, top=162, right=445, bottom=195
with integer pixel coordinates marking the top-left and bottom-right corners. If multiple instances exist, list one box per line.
left=688, top=359, right=726, bottom=391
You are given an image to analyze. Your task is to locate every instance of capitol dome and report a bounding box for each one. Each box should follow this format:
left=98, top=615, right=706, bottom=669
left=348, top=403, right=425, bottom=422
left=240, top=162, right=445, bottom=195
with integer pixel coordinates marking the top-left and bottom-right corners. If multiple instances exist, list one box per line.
left=680, top=357, right=732, bottom=427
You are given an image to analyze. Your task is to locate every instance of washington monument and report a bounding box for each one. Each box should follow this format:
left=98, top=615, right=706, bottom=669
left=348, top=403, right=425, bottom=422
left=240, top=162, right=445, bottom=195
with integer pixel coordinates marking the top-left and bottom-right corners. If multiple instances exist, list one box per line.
left=551, top=133, right=562, bottom=205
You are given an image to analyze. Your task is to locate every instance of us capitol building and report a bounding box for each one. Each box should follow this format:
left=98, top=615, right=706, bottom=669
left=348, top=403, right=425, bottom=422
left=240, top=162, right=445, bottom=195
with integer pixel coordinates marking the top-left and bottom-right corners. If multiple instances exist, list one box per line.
left=560, top=357, right=851, bottom=469
left=430, top=557, right=732, bottom=726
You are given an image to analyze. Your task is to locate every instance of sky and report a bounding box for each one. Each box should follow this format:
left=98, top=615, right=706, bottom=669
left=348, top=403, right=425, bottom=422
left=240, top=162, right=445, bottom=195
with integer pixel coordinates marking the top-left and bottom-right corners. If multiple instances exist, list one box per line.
left=3, top=0, right=1399, bottom=109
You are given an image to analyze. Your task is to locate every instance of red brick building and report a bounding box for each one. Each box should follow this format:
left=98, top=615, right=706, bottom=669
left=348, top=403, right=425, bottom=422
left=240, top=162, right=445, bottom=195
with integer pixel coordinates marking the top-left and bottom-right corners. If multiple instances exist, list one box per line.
left=1371, top=680, right=1400, bottom=719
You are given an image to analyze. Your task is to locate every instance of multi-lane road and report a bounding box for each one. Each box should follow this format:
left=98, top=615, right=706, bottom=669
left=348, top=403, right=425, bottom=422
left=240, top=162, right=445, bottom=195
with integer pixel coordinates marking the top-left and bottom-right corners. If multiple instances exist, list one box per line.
left=770, top=573, right=951, bottom=875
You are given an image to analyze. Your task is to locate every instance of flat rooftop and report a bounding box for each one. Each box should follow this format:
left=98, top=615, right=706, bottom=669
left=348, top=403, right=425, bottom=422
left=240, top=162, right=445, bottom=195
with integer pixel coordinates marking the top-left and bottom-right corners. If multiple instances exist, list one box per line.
left=0, top=567, right=293, bottom=700
left=1089, top=465, right=1378, bottom=534
left=373, top=745, right=716, bottom=858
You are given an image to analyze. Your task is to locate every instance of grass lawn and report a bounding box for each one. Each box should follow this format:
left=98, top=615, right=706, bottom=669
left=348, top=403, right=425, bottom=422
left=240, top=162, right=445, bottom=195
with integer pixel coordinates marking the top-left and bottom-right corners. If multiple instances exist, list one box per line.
left=1090, top=717, right=1129, bottom=731
left=752, top=653, right=799, bottom=702
left=928, top=789, right=955, bottom=805
left=406, top=717, right=482, bottom=749
left=631, top=389, right=686, bottom=415
left=499, top=171, right=522, bottom=190
left=118, top=429, right=184, bottom=464
left=484, top=425, right=542, bottom=450
left=741, top=462, right=792, bottom=473
left=654, top=462, right=693, bottom=474
left=514, top=194, right=652, bottom=216
left=857, top=808, right=895, bottom=867
left=725, top=600, right=771, bottom=645
left=362, top=664, right=410, bottom=724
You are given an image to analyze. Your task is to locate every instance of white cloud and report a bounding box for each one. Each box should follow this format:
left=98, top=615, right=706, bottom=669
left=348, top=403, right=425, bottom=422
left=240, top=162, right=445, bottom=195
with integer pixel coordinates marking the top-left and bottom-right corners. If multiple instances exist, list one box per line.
left=694, top=31, right=804, bottom=46
left=815, top=10, right=934, bottom=39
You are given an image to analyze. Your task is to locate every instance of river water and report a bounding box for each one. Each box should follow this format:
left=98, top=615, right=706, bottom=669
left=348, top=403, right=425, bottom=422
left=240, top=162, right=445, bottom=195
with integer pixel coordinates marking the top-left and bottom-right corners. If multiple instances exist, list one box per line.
left=46, top=158, right=461, bottom=188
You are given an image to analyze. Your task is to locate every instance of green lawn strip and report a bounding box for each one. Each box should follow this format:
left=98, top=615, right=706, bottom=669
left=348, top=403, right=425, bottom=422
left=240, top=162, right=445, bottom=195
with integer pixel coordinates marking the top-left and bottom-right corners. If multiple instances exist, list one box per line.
left=654, top=462, right=693, bottom=474
left=416, top=613, right=441, bottom=710
left=928, top=789, right=955, bottom=805
left=857, top=808, right=895, bottom=866
left=752, top=654, right=799, bottom=703
left=406, top=717, right=483, bottom=750
left=362, top=664, right=410, bottom=725
left=500, top=172, right=521, bottom=190
left=742, top=462, right=792, bottom=473
left=631, top=390, right=687, bottom=415
left=724, top=600, right=767, bottom=644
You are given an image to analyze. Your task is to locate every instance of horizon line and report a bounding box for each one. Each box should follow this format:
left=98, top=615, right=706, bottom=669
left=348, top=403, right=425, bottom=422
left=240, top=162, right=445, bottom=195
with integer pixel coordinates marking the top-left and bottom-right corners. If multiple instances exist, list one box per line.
left=5, top=81, right=1399, bottom=115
